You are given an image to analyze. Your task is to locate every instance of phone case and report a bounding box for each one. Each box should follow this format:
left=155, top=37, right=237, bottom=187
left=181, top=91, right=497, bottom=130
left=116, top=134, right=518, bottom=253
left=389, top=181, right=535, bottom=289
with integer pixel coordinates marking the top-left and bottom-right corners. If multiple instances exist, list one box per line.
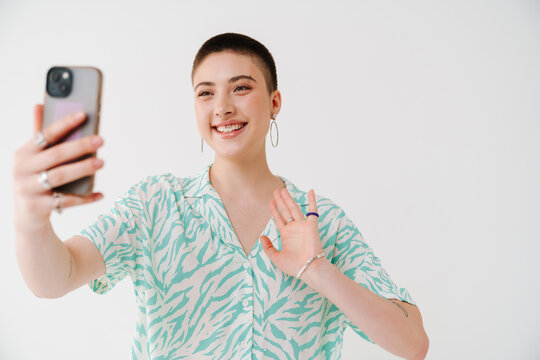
left=42, top=66, right=103, bottom=196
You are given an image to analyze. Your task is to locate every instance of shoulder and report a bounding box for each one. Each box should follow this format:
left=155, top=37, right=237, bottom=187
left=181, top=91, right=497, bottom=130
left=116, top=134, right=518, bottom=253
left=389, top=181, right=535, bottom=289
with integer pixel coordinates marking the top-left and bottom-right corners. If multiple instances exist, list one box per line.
left=119, top=171, right=199, bottom=203
left=121, top=172, right=177, bottom=197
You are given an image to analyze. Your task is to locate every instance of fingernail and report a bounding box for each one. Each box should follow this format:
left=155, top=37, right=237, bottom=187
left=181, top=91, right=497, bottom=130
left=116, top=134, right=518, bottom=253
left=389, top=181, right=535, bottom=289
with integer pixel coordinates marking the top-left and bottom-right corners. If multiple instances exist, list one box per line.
left=91, top=136, right=103, bottom=145
left=76, top=111, right=86, bottom=118
left=93, top=158, right=103, bottom=167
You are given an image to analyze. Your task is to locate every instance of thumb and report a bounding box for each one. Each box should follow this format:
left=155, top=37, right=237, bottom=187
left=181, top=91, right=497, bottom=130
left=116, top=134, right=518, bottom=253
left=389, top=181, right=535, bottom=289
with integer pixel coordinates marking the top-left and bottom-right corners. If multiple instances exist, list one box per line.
left=260, top=235, right=279, bottom=260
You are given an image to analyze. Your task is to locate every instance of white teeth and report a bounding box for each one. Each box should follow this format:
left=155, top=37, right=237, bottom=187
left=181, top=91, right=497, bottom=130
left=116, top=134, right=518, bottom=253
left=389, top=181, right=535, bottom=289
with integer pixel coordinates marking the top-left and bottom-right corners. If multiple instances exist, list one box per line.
left=216, top=123, right=246, bottom=133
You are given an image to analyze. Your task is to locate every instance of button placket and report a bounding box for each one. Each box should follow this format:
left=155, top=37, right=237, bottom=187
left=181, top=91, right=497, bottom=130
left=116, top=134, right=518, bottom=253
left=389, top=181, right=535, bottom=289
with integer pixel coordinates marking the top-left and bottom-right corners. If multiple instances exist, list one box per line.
left=242, top=263, right=253, bottom=310
left=240, top=260, right=253, bottom=353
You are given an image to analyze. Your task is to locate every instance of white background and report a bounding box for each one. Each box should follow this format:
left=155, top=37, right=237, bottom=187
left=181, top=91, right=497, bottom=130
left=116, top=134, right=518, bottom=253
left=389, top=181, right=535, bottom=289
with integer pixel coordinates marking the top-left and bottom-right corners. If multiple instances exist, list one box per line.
left=1, top=0, right=539, bottom=359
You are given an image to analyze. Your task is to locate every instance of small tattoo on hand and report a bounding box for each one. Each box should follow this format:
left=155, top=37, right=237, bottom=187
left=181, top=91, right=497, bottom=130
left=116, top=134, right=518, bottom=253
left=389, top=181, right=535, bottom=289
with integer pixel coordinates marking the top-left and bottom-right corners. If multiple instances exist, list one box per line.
left=68, top=255, right=73, bottom=279
left=391, top=300, right=408, bottom=318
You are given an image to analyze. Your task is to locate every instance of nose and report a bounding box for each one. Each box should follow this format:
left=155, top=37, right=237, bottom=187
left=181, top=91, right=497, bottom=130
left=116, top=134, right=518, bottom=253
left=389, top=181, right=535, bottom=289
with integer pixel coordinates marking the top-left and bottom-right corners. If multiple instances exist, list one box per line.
left=214, top=93, right=234, bottom=118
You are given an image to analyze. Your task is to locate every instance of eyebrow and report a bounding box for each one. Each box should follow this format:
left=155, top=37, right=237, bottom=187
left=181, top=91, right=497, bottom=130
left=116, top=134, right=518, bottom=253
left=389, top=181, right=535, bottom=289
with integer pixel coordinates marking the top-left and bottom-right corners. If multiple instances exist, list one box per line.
left=194, top=75, right=256, bottom=92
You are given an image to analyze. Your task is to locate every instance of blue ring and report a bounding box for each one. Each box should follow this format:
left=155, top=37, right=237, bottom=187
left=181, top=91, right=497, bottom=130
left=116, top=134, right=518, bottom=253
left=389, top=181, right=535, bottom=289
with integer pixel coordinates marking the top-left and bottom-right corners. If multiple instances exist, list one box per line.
left=306, top=212, right=319, bottom=218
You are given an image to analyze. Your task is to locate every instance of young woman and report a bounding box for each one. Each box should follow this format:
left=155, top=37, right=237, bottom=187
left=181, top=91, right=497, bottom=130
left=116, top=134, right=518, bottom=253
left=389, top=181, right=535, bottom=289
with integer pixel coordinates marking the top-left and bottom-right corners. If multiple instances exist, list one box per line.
left=14, top=33, right=428, bottom=359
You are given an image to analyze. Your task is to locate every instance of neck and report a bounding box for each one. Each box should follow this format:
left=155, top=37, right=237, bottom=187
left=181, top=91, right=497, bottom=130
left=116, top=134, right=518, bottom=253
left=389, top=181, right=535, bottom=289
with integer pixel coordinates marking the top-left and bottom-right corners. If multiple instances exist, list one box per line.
left=209, top=146, right=284, bottom=198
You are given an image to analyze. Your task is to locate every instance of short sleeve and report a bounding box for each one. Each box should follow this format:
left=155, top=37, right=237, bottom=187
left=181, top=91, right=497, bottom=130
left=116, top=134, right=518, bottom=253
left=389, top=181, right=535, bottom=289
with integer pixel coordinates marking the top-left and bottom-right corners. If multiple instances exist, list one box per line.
left=77, top=181, right=144, bottom=295
left=331, top=208, right=416, bottom=344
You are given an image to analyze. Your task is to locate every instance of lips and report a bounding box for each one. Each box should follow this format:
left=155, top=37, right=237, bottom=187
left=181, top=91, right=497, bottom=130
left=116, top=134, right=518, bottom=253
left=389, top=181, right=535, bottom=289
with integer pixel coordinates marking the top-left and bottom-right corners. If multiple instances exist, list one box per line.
left=211, top=119, right=248, bottom=128
left=212, top=122, right=248, bottom=139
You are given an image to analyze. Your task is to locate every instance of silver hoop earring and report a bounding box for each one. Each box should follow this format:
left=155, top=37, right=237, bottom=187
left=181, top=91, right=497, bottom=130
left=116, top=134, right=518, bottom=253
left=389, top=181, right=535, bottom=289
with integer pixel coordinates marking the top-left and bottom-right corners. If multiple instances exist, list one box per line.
left=270, top=114, right=279, bottom=148
left=201, top=137, right=204, bottom=153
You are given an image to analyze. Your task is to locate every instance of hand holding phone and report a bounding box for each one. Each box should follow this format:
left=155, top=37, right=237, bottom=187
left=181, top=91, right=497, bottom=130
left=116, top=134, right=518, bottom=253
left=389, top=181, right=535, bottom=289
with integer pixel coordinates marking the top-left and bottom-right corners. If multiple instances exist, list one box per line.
left=13, top=105, right=105, bottom=228
left=12, top=66, right=104, bottom=228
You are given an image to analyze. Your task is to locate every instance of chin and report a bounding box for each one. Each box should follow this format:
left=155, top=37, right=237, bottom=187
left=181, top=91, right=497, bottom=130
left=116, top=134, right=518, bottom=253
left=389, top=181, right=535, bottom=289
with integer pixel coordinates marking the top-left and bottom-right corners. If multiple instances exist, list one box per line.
left=213, top=141, right=264, bottom=160
left=215, top=146, right=249, bottom=159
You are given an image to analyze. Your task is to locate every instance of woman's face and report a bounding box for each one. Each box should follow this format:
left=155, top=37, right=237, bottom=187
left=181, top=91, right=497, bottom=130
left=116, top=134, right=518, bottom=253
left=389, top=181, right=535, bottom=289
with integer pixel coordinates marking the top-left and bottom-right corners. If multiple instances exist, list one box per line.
left=193, top=51, right=281, bottom=159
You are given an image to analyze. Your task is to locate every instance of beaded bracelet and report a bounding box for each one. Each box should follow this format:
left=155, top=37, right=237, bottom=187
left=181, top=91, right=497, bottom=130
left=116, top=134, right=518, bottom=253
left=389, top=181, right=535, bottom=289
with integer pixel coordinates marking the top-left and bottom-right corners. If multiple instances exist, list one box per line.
left=296, top=251, right=326, bottom=279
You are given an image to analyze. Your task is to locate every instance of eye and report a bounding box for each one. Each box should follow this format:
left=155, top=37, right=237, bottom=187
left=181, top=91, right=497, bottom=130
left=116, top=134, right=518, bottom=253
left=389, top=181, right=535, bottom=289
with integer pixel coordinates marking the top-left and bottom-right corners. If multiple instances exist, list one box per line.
left=198, top=90, right=212, bottom=97
left=234, top=85, right=251, bottom=92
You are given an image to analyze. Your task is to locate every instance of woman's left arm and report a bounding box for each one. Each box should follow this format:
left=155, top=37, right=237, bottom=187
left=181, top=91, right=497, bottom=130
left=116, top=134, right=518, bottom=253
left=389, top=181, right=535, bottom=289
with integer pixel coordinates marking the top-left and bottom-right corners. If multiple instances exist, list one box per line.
left=260, top=188, right=429, bottom=360
left=301, top=256, right=429, bottom=360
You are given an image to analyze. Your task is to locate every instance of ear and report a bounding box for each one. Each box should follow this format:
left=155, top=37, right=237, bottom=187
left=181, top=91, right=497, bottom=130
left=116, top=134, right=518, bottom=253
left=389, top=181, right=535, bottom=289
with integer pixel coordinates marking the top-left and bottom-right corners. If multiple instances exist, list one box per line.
left=270, top=89, right=282, bottom=118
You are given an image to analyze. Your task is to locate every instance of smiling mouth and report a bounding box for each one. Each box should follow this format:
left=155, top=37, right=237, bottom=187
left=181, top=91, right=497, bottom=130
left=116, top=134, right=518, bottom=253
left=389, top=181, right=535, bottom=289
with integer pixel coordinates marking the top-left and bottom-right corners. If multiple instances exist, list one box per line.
left=212, top=123, right=248, bottom=133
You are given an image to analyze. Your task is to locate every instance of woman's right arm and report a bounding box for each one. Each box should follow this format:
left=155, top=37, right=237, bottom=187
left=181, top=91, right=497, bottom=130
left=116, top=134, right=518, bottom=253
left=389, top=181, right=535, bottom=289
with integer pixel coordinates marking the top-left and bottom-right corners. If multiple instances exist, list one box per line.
left=13, top=104, right=106, bottom=299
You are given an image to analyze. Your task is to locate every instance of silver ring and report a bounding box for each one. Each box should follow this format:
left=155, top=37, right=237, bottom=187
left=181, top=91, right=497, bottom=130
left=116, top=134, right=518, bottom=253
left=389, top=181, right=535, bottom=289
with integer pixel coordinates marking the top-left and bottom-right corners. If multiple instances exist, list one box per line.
left=38, top=170, right=52, bottom=190
left=287, top=217, right=294, bottom=223
left=33, top=131, right=48, bottom=149
left=53, top=192, right=63, bottom=214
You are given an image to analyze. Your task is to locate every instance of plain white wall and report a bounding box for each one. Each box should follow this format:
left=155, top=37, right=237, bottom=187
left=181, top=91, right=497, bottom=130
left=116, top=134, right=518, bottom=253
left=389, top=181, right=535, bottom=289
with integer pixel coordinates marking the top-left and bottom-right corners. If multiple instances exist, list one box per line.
left=1, top=0, right=539, bottom=359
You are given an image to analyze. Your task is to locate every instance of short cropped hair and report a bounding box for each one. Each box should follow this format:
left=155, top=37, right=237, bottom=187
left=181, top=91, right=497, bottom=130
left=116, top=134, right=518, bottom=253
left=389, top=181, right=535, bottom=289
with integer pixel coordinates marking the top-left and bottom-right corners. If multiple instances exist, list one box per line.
left=191, top=33, right=278, bottom=94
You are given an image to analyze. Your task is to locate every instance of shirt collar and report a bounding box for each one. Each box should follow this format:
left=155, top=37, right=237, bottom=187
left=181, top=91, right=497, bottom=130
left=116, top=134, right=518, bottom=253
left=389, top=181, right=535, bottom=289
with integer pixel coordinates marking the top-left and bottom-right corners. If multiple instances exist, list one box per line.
left=190, top=163, right=305, bottom=202
left=181, top=163, right=308, bottom=258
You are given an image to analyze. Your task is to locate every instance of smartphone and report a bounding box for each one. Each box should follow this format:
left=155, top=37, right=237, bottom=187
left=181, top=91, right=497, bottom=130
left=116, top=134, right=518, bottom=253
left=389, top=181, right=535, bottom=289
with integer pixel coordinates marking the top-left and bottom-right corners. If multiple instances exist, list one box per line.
left=42, top=66, right=103, bottom=196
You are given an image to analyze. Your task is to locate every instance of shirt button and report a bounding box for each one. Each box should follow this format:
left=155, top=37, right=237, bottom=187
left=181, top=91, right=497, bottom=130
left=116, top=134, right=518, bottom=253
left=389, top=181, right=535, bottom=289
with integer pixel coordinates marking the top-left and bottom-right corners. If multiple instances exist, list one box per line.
left=242, top=299, right=249, bottom=307
left=240, top=340, right=248, bottom=348
left=243, top=263, right=250, bottom=269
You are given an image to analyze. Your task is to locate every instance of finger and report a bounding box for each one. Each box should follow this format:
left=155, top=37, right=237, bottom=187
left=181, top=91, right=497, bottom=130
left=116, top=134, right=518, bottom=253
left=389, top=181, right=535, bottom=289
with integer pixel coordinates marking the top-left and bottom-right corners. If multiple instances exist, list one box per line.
left=306, top=189, right=319, bottom=222
left=308, top=189, right=317, bottom=212
left=281, top=188, right=304, bottom=220
left=34, top=104, right=43, bottom=134
left=25, top=135, right=103, bottom=174
left=273, top=188, right=293, bottom=222
left=20, top=192, right=104, bottom=215
left=270, top=199, right=286, bottom=231
left=22, top=156, right=104, bottom=194
left=50, top=192, right=104, bottom=210
left=22, top=110, right=87, bottom=154
left=260, top=235, right=279, bottom=261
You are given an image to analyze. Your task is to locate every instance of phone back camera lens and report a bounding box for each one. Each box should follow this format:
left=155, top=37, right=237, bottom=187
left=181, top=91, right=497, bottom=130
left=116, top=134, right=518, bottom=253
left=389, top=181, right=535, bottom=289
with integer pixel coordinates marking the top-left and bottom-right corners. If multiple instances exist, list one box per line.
left=46, top=67, right=73, bottom=98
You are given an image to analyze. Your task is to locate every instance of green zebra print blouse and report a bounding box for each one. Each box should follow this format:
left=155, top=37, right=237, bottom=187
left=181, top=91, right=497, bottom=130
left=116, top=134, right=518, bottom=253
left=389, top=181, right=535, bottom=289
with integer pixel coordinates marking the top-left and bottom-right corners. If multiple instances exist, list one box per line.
left=78, top=163, right=416, bottom=359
